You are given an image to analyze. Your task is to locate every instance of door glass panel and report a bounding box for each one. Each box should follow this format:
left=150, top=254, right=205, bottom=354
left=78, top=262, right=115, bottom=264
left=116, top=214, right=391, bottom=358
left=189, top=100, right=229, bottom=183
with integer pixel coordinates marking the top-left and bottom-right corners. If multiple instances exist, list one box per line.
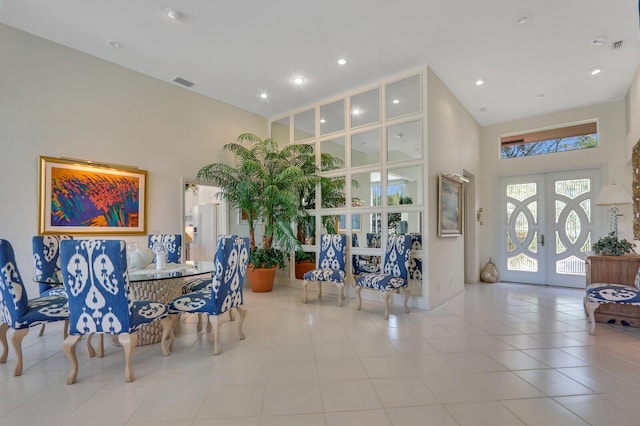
left=271, top=117, right=290, bottom=143
left=506, top=202, right=515, bottom=222
left=351, top=129, right=381, bottom=167
left=527, top=201, right=537, bottom=220
left=507, top=233, right=515, bottom=252
left=350, top=88, right=380, bottom=128
left=321, top=137, right=345, bottom=171
left=556, top=255, right=584, bottom=275
left=320, top=99, right=345, bottom=135
left=508, top=253, right=537, bottom=272
left=386, top=75, right=421, bottom=119
left=507, top=183, right=536, bottom=201
left=515, top=212, right=528, bottom=243
left=556, top=179, right=590, bottom=199
left=294, top=109, right=315, bottom=141
left=565, top=210, right=580, bottom=244
left=529, top=231, right=538, bottom=253
left=387, top=120, right=422, bottom=162
left=580, top=200, right=591, bottom=219
left=555, top=200, right=566, bottom=222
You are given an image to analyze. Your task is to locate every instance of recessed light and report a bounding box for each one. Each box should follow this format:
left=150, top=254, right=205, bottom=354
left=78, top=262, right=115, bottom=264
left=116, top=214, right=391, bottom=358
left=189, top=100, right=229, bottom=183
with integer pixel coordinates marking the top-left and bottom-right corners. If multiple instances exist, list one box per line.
left=320, top=118, right=326, bottom=124
left=337, top=58, right=347, bottom=65
left=392, top=99, right=400, bottom=104
left=516, top=15, right=529, bottom=24
left=260, top=92, right=268, bottom=99
left=536, top=94, right=544, bottom=99
left=351, top=108, right=361, bottom=116
left=165, top=8, right=183, bottom=20
left=479, top=107, right=487, bottom=112
left=591, top=37, right=607, bottom=46
left=108, top=41, right=123, bottom=48
left=590, top=67, right=601, bottom=76
left=475, top=79, right=485, bottom=86
left=292, top=76, right=305, bottom=85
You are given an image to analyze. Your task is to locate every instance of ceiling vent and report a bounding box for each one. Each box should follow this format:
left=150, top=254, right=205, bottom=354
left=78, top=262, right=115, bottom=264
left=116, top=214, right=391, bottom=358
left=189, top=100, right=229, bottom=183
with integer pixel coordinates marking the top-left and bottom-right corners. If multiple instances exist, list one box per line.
left=173, top=77, right=194, bottom=87
left=612, top=40, right=623, bottom=49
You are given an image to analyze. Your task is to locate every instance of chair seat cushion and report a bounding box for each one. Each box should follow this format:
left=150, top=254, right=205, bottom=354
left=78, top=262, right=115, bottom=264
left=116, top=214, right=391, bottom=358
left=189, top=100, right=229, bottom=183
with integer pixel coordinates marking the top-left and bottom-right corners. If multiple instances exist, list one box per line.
left=15, top=295, right=68, bottom=329
left=303, top=268, right=346, bottom=283
left=169, top=291, right=212, bottom=315
left=129, top=301, right=169, bottom=332
left=41, top=286, right=67, bottom=297
left=182, top=277, right=213, bottom=294
left=356, top=273, right=407, bottom=292
left=586, top=283, right=640, bottom=305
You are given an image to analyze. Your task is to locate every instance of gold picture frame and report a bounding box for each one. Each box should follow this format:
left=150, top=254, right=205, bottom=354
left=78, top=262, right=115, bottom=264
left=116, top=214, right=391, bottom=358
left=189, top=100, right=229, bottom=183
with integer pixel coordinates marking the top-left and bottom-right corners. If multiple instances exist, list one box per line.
left=39, top=156, right=147, bottom=235
left=438, top=174, right=463, bottom=237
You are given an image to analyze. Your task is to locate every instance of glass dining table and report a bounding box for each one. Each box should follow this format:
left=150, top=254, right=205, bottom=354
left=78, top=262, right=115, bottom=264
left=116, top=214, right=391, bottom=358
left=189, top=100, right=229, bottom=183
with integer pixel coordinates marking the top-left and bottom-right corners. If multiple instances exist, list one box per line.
left=128, top=261, right=215, bottom=345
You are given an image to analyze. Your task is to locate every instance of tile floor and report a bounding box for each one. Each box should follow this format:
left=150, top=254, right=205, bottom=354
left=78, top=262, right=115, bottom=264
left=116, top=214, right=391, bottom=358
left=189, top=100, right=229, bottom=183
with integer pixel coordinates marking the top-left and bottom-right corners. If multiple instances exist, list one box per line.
left=3, top=281, right=640, bottom=425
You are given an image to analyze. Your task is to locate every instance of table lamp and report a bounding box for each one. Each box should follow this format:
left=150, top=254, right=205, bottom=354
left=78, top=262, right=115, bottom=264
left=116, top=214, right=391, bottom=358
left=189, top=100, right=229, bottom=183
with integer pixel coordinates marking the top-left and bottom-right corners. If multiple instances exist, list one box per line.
left=595, top=183, right=632, bottom=237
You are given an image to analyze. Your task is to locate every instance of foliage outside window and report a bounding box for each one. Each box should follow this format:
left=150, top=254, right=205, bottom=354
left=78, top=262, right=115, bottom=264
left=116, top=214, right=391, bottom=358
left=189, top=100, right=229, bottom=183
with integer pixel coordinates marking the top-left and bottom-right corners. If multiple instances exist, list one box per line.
left=500, top=122, right=598, bottom=159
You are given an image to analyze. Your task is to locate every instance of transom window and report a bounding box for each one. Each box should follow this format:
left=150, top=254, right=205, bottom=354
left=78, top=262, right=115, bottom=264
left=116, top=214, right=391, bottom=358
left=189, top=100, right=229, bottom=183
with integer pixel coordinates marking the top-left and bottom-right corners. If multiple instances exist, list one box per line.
left=500, top=122, right=598, bottom=159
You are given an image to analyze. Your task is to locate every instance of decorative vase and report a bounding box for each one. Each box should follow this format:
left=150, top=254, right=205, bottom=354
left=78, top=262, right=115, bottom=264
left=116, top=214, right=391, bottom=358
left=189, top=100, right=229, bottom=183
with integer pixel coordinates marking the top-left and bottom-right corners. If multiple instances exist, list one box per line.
left=247, top=266, right=277, bottom=292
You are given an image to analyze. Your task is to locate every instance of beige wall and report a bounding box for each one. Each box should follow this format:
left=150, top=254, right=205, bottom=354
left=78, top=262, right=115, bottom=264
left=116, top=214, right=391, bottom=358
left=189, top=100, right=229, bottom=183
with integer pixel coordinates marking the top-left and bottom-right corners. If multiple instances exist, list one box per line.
left=479, top=100, right=630, bottom=279
left=627, top=66, right=640, bottom=152
left=0, top=24, right=267, bottom=294
left=426, top=68, right=481, bottom=308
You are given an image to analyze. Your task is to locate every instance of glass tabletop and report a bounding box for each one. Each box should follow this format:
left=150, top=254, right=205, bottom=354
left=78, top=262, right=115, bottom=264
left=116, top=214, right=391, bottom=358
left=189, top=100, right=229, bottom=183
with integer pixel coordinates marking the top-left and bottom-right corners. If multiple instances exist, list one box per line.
left=128, top=261, right=215, bottom=282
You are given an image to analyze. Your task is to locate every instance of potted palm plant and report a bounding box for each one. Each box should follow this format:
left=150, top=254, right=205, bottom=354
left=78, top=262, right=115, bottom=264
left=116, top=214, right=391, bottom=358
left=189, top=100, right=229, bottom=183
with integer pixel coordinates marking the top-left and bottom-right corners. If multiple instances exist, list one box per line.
left=197, top=133, right=320, bottom=292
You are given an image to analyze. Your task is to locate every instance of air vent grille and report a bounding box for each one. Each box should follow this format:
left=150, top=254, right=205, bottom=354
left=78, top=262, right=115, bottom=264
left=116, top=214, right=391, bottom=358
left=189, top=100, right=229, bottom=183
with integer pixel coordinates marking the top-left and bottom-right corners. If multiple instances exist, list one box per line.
left=612, top=40, right=623, bottom=49
left=173, top=77, right=194, bottom=87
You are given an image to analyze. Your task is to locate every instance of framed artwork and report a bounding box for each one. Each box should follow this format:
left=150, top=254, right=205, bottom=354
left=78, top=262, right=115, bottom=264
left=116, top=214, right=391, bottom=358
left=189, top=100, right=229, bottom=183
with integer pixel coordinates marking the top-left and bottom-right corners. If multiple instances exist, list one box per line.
left=438, top=174, right=463, bottom=237
left=39, top=156, right=147, bottom=235
left=338, top=214, right=361, bottom=231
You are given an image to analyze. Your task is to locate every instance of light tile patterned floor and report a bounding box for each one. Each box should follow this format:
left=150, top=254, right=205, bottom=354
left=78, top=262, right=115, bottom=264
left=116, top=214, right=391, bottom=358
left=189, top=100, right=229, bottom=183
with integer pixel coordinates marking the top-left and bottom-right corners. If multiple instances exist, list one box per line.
left=3, top=281, right=640, bottom=425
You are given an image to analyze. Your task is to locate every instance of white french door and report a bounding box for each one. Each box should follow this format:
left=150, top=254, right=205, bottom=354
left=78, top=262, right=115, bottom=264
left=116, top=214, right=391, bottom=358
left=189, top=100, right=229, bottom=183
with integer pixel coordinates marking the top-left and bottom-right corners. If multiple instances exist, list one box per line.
left=498, top=169, right=601, bottom=288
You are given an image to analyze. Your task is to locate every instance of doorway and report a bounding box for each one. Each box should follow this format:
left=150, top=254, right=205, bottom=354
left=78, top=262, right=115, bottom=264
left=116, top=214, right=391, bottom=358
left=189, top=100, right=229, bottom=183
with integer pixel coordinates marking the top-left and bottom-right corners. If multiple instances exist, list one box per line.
left=183, top=181, right=226, bottom=261
left=498, top=168, right=601, bottom=288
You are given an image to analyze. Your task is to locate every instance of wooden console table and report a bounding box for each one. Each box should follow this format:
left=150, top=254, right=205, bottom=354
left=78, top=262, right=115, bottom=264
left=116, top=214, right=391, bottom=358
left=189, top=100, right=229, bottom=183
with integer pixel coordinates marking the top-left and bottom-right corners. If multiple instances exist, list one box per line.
left=586, top=254, right=640, bottom=327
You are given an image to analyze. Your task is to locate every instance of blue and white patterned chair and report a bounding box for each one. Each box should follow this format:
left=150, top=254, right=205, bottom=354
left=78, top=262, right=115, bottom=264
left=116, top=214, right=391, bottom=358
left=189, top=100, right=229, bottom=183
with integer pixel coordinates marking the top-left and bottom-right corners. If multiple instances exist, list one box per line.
left=355, top=235, right=412, bottom=320
left=59, top=239, right=171, bottom=384
left=303, top=234, right=347, bottom=306
left=148, top=234, right=182, bottom=264
left=163, top=235, right=249, bottom=355
left=585, top=283, right=640, bottom=334
left=32, top=235, right=73, bottom=336
left=0, top=239, right=69, bottom=376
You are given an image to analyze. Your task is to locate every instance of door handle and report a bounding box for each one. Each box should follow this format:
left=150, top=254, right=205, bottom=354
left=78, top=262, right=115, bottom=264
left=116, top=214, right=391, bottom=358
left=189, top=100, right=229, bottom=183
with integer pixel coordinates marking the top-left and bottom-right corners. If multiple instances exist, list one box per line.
left=540, top=234, right=545, bottom=247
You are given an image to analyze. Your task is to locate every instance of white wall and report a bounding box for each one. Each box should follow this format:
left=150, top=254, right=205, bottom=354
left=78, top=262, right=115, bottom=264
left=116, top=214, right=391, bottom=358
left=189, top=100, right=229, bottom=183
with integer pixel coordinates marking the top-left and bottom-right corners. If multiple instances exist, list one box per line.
left=426, top=68, right=481, bottom=308
left=627, top=66, right=640, bottom=152
left=479, top=100, right=630, bottom=275
left=0, top=24, right=266, bottom=294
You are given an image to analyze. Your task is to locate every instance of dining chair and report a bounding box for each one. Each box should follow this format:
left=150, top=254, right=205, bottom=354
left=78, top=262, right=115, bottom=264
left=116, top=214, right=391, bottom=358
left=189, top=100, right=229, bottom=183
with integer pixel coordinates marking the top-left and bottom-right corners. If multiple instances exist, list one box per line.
left=163, top=235, right=249, bottom=355
left=59, top=239, right=172, bottom=384
left=32, top=235, right=73, bottom=336
left=0, top=239, right=69, bottom=376
left=302, top=234, right=347, bottom=306
left=148, top=234, right=182, bottom=264
left=355, top=234, right=412, bottom=319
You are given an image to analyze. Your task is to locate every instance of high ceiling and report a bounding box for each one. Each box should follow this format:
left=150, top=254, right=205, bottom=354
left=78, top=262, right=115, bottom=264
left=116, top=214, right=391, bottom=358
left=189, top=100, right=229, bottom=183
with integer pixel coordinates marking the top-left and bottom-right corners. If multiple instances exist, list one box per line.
left=1, top=0, right=638, bottom=126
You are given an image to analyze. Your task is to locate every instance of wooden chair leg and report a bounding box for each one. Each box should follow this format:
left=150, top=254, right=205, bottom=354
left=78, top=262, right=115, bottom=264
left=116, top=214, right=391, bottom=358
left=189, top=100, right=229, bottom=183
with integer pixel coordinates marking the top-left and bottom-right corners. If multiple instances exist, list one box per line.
left=86, top=334, right=96, bottom=358
left=303, top=280, right=309, bottom=303
left=0, top=323, right=9, bottom=363
left=384, top=292, right=392, bottom=320
left=403, top=287, right=411, bottom=313
left=63, top=319, right=69, bottom=339
left=237, top=306, right=247, bottom=341
left=119, top=333, right=138, bottom=383
left=356, top=286, right=363, bottom=310
left=585, top=297, right=600, bottom=335
left=63, top=334, right=83, bottom=385
left=160, top=317, right=174, bottom=356
left=38, top=323, right=46, bottom=337
left=86, top=334, right=105, bottom=357
left=10, top=328, right=29, bottom=376
left=229, top=309, right=236, bottom=321
left=318, top=281, right=322, bottom=299
left=337, top=284, right=344, bottom=307
left=196, top=314, right=203, bottom=332
left=211, top=315, right=222, bottom=355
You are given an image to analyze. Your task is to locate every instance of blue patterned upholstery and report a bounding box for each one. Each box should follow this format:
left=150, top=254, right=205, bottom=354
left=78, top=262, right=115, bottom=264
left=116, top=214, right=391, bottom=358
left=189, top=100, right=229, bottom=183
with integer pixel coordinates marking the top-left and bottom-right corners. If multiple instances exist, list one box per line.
left=585, top=283, right=640, bottom=334
left=408, top=234, right=422, bottom=281
left=32, top=235, right=73, bottom=296
left=59, top=239, right=171, bottom=384
left=165, top=236, right=249, bottom=355
left=356, top=235, right=412, bottom=319
left=302, top=234, right=347, bottom=306
left=182, top=277, right=213, bottom=294
left=148, top=234, right=182, bottom=263
left=0, top=239, right=69, bottom=376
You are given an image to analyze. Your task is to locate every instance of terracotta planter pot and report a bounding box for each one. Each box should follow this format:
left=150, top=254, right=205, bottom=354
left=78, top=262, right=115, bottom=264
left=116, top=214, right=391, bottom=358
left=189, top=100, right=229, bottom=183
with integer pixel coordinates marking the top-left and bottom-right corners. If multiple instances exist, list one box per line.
left=295, top=260, right=316, bottom=280
left=247, top=266, right=277, bottom=292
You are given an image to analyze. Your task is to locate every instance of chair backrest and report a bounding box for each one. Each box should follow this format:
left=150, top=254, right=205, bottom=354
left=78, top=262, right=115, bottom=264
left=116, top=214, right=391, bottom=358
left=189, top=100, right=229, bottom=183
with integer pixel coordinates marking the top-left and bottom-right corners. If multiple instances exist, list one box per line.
left=366, top=233, right=381, bottom=248
left=148, top=234, right=182, bottom=263
left=0, top=239, right=29, bottom=326
left=209, top=235, right=249, bottom=314
left=60, top=239, right=133, bottom=334
left=32, top=235, right=73, bottom=293
left=318, top=234, right=346, bottom=271
left=382, top=235, right=412, bottom=280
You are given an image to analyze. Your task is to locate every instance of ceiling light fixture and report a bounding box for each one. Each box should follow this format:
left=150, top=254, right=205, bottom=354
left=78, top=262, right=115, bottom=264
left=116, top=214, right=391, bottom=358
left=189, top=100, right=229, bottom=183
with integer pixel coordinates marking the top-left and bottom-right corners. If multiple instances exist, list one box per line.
left=260, top=92, right=268, bottom=99
left=516, top=15, right=529, bottom=25
left=292, top=76, right=305, bottom=85
left=108, top=41, right=123, bottom=48
left=320, top=118, right=326, bottom=124
left=475, top=79, right=485, bottom=86
left=591, top=37, right=607, bottom=46
left=165, top=9, right=183, bottom=20
left=337, top=58, right=347, bottom=65
left=352, top=108, right=361, bottom=116
left=590, top=67, right=601, bottom=76
left=392, top=99, right=400, bottom=104
left=536, top=94, right=545, bottom=99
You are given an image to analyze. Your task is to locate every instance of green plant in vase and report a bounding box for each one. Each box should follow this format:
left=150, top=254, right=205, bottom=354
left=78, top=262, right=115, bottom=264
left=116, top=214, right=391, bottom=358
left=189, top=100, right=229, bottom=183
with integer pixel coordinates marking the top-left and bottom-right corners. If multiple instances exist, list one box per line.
left=592, top=232, right=636, bottom=256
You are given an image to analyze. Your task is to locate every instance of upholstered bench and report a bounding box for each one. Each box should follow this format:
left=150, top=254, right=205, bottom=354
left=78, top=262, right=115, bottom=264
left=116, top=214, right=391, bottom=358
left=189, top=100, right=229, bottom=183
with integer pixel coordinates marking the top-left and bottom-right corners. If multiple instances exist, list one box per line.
left=585, top=283, right=640, bottom=334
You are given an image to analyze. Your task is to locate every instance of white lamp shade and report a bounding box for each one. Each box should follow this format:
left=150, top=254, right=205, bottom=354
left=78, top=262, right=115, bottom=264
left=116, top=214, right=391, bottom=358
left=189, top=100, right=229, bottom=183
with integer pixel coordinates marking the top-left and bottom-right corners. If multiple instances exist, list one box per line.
left=595, top=184, right=632, bottom=206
